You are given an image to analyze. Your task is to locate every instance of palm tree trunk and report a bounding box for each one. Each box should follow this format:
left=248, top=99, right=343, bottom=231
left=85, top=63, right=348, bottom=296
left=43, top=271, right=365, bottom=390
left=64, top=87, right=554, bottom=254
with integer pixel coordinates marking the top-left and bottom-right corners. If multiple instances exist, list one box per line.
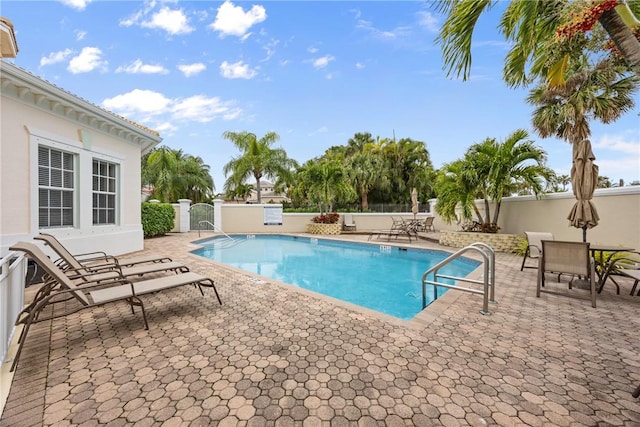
left=492, top=202, right=501, bottom=225
left=361, top=191, right=369, bottom=211
left=473, top=205, right=483, bottom=223
left=255, top=176, right=262, bottom=204
left=483, top=199, right=491, bottom=224
left=599, top=8, right=640, bottom=74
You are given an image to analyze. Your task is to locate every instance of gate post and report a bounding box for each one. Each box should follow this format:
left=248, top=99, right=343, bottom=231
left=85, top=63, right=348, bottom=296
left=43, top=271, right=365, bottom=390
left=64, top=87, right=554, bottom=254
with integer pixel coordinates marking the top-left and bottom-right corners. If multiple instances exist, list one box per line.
left=213, top=198, right=224, bottom=231
left=178, top=199, right=191, bottom=232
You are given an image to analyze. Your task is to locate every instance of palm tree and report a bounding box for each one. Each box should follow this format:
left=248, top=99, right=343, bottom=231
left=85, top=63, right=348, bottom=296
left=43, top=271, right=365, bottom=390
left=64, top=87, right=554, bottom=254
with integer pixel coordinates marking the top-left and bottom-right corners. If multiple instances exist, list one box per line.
left=142, top=146, right=214, bottom=203
left=434, top=159, right=483, bottom=226
left=294, top=159, right=356, bottom=214
left=435, top=130, right=553, bottom=231
left=345, top=132, right=375, bottom=156
left=179, top=155, right=215, bottom=203
left=527, top=57, right=638, bottom=145
left=346, top=149, right=389, bottom=211
left=374, top=137, right=435, bottom=204
left=557, top=174, right=572, bottom=192
left=473, top=129, right=553, bottom=225
left=598, top=176, right=613, bottom=188
left=435, top=0, right=640, bottom=84
left=222, top=131, right=298, bottom=204
left=224, top=182, right=253, bottom=203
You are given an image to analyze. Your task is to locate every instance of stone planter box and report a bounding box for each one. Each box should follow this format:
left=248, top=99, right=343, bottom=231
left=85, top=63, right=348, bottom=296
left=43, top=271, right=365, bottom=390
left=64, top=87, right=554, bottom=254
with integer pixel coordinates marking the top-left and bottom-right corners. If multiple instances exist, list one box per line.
left=440, top=230, right=523, bottom=253
left=306, top=223, right=342, bottom=235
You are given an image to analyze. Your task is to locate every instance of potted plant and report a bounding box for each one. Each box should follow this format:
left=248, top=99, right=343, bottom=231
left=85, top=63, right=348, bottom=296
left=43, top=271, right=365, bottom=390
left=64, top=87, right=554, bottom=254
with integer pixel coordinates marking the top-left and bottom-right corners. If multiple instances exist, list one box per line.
left=307, top=212, right=341, bottom=235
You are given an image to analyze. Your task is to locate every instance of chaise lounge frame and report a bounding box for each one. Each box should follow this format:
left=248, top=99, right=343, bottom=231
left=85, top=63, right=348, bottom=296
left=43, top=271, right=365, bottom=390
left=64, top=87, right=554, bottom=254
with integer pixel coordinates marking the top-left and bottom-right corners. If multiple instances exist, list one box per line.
left=8, top=241, right=222, bottom=372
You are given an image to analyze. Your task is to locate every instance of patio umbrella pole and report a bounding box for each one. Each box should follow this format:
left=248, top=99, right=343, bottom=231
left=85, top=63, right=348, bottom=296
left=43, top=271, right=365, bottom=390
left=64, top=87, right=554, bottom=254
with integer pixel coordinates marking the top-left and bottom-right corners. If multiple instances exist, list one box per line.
left=582, top=225, right=587, bottom=243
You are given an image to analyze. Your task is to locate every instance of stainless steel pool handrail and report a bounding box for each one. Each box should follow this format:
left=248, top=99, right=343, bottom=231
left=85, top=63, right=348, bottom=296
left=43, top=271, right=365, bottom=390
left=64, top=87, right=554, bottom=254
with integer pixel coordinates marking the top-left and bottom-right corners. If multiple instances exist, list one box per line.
left=197, top=220, right=235, bottom=242
left=421, top=242, right=496, bottom=315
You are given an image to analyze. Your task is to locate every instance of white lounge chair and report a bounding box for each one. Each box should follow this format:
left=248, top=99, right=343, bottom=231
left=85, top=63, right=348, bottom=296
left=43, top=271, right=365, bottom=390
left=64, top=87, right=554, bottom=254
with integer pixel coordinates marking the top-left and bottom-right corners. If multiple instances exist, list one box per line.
left=342, top=214, right=356, bottom=231
left=8, top=241, right=222, bottom=372
left=34, top=233, right=188, bottom=281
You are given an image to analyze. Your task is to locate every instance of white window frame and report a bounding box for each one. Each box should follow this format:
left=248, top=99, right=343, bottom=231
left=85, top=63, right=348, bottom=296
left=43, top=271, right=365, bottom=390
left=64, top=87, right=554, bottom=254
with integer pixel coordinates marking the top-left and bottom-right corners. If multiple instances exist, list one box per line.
left=29, top=127, right=125, bottom=234
left=37, top=145, right=78, bottom=229
left=92, top=157, right=120, bottom=226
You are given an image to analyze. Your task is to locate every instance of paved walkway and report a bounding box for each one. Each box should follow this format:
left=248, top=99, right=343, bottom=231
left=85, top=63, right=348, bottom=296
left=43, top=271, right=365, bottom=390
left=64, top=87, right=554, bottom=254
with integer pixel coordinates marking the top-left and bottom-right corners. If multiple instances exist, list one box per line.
left=2, top=232, right=639, bottom=426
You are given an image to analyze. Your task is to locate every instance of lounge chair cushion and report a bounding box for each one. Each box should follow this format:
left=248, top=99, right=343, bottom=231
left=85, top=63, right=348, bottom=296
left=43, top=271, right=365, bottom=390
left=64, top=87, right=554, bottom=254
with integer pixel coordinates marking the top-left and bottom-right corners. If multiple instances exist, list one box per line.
left=89, top=272, right=209, bottom=303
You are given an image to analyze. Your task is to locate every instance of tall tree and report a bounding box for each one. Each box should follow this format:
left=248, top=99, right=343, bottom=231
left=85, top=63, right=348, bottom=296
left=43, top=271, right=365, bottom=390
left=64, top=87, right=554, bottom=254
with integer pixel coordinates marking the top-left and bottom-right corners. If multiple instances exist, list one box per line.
left=527, top=56, right=638, bottom=145
left=142, top=146, right=214, bottom=203
left=222, top=131, right=298, bottom=204
left=179, top=154, right=215, bottom=203
left=293, top=158, right=356, bottom=214
left=435, top=130, right=553, bottom=230
left=346, top=149, right=389, bottom=211
left=376, top=138, right=436, bottom=204
left=435, top=0, right=640, bottom=85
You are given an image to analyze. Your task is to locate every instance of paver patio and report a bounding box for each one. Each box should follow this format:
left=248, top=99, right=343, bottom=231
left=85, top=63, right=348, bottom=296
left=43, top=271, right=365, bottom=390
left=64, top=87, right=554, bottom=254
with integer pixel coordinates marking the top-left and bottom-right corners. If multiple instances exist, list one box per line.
left=1, top=232, right=639, bottom=426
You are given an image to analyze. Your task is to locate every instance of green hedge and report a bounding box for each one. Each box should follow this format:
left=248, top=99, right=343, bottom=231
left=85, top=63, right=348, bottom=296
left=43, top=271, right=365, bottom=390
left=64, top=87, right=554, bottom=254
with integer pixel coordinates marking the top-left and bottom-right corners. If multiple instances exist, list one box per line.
left=141, top=202, right=175, bottom=238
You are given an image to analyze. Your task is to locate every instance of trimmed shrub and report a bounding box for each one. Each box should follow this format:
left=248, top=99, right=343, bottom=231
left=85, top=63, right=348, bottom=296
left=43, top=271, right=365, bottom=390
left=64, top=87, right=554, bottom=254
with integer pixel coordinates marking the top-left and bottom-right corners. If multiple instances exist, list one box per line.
left=141, top=202, right=175, bottom=238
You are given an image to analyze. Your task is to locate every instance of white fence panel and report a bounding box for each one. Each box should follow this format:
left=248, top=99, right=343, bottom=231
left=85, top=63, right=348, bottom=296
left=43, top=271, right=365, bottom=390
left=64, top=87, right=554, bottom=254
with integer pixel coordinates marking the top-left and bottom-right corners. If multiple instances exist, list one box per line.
left=0, top=253, right=26, bottom=363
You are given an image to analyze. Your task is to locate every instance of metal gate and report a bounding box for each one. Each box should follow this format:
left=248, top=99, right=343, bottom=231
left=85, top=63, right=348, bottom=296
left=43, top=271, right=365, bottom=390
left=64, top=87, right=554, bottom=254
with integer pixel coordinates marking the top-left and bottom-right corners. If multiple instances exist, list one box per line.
left=189, top=203, right=215, bottom=231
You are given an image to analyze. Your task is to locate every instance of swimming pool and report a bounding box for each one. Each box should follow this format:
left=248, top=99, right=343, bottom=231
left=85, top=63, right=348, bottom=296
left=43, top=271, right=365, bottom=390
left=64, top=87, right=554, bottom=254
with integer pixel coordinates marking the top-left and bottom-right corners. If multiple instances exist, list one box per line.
left=192, top=235, right=480, bottom=320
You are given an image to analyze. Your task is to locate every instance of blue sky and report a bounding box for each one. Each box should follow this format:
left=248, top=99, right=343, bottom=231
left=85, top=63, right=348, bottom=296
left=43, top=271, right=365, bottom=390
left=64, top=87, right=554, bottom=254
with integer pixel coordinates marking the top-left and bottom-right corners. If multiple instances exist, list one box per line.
left=4, top=0, right=639, bottom=190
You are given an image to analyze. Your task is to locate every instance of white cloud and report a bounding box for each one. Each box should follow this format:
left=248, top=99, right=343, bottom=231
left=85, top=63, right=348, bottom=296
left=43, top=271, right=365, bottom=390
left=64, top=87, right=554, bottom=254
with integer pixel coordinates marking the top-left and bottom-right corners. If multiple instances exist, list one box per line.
left=416, top=11, right=439, bottom=33
left=172, top=95, right=240, bottom=122
left=595, top=158, right=640, bottom=181
left=102, top=89, right=171, bottom=116
left=220, top=60, right=258, bottom=79
left=307, top=47, right=319, bottom=54
left=178, top=63, right=207, bottom=77
left=141, top=6, right=194, bottom=35
left=116, top=59, right=169, bottom=74
left=593, top=133, right=640, bottom=155
left=210, top=0, right=266, bottom=38
left=356, top=19, right=411, bottom=40
left=67, top=47, right=107, bottom=74
left=155, top=121, right=179, bottom=133
left=589, top=133, right=640, bottom=181
left=120, top=9, right=145, bottom=27
left=312, top=55, right=335, bottom=69
left=75, top=30, right=87, bottom=41
left=261, top=38, right=279, bottom=62
left=308, top=126, right=329, bottom=136
left=40, top=49, right=73, bottom=67
left=355, top=62, right=365, bottom=69
left=103, top=90, right=241, bottom=126
left=60, top=0, right=91, bottom=11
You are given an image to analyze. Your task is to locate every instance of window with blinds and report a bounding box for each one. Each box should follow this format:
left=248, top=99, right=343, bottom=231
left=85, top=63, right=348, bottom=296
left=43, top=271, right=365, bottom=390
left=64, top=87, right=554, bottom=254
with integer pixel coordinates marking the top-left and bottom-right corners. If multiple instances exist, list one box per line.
left=92, top=159, right=117, bottom=225
left=38, top=146, right=75, bottom=228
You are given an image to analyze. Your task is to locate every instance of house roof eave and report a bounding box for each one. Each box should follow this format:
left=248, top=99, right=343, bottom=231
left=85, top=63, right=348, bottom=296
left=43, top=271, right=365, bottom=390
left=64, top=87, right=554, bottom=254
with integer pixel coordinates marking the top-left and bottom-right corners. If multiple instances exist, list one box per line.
left=0, top=61, right=162, bottom=149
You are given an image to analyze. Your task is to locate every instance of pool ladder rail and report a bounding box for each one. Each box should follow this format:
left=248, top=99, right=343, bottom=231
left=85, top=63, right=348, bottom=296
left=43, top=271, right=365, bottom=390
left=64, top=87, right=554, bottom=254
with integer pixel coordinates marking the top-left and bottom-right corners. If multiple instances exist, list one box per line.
left=197, top=221, right=238, bottom=247
left=421, top=242, right=496, bottom=315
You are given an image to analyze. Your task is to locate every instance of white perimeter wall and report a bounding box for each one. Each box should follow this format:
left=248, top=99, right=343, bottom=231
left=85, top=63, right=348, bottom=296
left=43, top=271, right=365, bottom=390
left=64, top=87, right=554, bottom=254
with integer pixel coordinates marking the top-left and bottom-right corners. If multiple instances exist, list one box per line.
left=215, top=186, right=640, bottom=251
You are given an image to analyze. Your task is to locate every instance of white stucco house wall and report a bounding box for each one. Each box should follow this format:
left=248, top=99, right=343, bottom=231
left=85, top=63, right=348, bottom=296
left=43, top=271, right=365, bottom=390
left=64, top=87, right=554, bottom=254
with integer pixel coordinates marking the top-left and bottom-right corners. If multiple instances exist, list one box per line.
left=0, top=60, right=162, bottom=256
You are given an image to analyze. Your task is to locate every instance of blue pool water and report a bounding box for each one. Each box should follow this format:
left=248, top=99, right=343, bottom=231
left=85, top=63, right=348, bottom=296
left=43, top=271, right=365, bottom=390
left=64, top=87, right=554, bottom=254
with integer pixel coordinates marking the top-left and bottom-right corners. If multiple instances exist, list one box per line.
left=192, top=235, right=480, bottom=320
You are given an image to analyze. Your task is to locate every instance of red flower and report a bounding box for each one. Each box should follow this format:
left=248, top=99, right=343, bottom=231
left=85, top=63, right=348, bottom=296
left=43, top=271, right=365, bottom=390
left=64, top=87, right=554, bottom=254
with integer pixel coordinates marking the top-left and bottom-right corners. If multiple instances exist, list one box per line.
left=312, top=213, right=340, bottom=224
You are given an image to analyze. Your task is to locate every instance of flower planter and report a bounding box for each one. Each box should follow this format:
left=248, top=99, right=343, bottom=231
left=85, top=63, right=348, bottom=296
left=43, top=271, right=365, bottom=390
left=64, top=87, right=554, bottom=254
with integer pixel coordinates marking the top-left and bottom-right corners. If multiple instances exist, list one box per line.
left=307, top=223, right=342, bottom=235
left=439, top=230, right=522, bottom=253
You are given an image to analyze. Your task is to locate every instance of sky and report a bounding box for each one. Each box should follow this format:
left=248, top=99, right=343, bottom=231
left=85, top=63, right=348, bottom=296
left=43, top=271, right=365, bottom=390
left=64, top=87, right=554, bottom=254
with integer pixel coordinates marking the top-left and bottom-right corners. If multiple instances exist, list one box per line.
left=3, top=0, right=639, bottom=191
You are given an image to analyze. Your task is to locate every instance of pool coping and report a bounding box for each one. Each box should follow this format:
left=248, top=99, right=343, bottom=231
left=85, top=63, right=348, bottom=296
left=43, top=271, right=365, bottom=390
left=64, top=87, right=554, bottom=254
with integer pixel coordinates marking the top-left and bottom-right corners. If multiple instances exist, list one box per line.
left=187, top=233, right=488, bottom=331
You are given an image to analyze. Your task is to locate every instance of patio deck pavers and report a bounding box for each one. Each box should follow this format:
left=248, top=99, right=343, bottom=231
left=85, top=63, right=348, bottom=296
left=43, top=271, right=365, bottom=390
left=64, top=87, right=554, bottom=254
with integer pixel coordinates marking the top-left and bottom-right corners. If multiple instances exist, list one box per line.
left=1, top=232, right=639, bottom=426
